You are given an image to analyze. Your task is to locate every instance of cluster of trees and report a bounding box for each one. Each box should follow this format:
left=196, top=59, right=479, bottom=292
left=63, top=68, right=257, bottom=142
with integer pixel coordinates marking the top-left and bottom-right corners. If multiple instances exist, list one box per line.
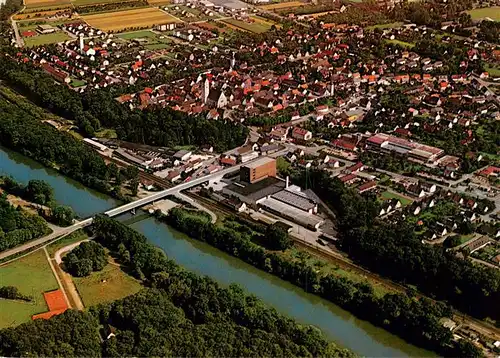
left=0, top=286, right=31, bottom=302
left=0, top=0, right=22, bottom=21
left=163, top=207, right=481, bottom=356
left=62, top=241, right=107, bottom=277
left=0, top=194, right=51, bottom=252
left=1, top=177, right=76, bottom=226
left=0, top=96, right=135, bottom=201
left=1, top=177, right=53, bottom=205
left=75, top=0, right=148, bottom=14
left=293, top=169, right=500, bottom=322
left=478, top=21, right=500, bottom=44
left=0, top=285, right=351, bottom=358
left=88, top=215, right=350, bottom=357
left=0, top=310, right=102, bottom=357
left=0, top=57, right=248, bottom=152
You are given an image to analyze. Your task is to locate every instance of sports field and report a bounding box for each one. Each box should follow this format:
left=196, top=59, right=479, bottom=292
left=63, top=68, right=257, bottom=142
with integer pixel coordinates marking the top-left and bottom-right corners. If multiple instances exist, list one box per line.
left=73, top=259, right=142, bottom=306
left=82, top=7, right=180, bottom=32
left=259, top=1, right=303, bottom=10
left=0, top=250, right=59, bottom=328
left=467, top=6, right=500, bottom=21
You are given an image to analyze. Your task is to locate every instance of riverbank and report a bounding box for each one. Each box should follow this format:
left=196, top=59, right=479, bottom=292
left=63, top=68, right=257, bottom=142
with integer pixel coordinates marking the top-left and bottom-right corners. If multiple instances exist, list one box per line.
left=0, top=145, right=435, bottom=357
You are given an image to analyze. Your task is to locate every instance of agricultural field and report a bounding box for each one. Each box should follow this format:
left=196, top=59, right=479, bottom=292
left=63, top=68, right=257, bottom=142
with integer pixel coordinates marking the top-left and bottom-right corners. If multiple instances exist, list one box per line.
left=259, top=1, right=304, bottom=11
left=73, top=258, right=142, bottom=306
left=0, top=250, right=59, bottom=328
left=195, top=20, right=230, bottom=33
left=467, top=6, right=500, bottom=21
left=24, top=0, right=71, bottom=9
left=14, top=9, right=70, bottom=20
left=24, top=31, right=71, bottom=47
left=73, top=0, right=137, bottom=5
left=221, top=16, right=275, bottom=34
left=82, top=7, right=180, bottom=32
left=147, top=0, right=170, bottom=4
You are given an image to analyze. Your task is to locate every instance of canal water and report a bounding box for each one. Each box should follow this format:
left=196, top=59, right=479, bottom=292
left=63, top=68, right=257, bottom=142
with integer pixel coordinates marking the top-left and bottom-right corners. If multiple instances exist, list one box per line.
left=0, top=146, right=434, bottom=357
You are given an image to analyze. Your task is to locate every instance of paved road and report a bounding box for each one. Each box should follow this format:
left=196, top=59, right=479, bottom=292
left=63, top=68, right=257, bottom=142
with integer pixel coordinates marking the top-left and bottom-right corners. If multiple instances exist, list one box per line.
left=0, top=157, right=258, bottom=261
left=0, top=223, right=90, bottom=261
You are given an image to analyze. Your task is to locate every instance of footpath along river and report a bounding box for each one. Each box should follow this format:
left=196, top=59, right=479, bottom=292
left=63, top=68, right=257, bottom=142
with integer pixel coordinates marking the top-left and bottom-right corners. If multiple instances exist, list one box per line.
left=0, top=146, right=434, bottom=357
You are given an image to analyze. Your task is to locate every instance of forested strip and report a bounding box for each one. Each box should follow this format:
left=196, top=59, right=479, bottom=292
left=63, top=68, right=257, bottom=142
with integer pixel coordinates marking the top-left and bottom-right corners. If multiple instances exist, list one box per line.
left=0, top=97, right=131, bottom=201
left=5, top=215, right=347, bottom=358
left=292, top=169, right=500, bottom=323
left=0, top=57, right=248, bottom=151
left=0, top=194, right=51, bottom=252
left=162, top=207, right=481, bottom=357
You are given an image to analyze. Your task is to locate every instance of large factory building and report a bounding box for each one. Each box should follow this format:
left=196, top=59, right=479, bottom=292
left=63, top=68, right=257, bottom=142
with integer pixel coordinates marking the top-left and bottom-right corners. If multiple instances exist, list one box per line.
left=240, top=157, right=277, bottom=184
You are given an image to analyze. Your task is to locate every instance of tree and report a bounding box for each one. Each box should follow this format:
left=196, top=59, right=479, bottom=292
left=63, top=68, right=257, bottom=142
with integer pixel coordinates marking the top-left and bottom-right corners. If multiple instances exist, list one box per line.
left=62, top=241, right=107, bottom=277
left=443, top=235, right=461, bottom=248
left=25, top=180, right=53, bottom=205
left=51, top=205, right=75, bottom=226
left=266, top=223, right=292, bottom=251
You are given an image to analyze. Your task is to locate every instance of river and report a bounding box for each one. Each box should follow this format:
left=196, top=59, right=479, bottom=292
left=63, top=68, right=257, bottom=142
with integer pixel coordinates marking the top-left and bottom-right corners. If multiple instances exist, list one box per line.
left=0, top=145, right=434, bottom=357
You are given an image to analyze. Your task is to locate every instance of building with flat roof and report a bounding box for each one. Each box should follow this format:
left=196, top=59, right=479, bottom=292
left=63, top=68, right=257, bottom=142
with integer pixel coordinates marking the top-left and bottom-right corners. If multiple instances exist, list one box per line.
left=240, top=156, right=276, bottom=184
left=37, top=24, right=56, bottom=34
left=366, top=133, right=444, bottom=163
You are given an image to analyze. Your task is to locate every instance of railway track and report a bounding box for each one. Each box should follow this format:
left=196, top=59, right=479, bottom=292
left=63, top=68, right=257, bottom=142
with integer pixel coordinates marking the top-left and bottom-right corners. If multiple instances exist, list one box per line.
left=185, top=192, right=500, bottom=341
left=95, top=154, right=500, bottom=341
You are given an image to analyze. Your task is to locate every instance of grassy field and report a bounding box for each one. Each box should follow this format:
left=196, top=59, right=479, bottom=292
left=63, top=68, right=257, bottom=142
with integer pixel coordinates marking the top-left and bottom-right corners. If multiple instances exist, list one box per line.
left=384, top=39, right=415, bottom=48
left=485, top=64, right=500, bottom=77
left=0, top=250, right=59, bottom=328
left=279, top=246, right=390, bottom=297
left=366, top=22, right=403, bottom=30
left=380, top=190, right=412, bottom=206
left=259, top=1, right=303, bottom=10
left=117, top=29, right=156, bottom=40
left=24, top=32, right=71, bottom=47
left=467, top=6, right=500, bottom=21
left=221, top=18, right=272, bottom=34
left=73, top=259, right=142, bottom=307
left=83, top=7, right=180, bottom=32
left=46, top=230, right=88, bottom=257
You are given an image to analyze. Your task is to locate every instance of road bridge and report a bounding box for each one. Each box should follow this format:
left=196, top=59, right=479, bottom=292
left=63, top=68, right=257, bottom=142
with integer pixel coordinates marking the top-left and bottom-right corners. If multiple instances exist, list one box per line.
left=0, top=161, right=246, bottom=261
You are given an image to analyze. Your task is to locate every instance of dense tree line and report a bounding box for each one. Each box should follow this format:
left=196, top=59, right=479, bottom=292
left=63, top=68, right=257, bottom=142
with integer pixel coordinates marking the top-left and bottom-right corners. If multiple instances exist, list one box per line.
left=91, top=215, right=351, bottom=357
left=0, top=97, right=133, bottom=201
left=0, top=57, right=248, bottom=152
left=0, top=0, right=22, bottom=21
left=0, top=286, right=31, bottom=302
left=0, top=176, right=76, bottom=226
left=163, top=207, right=481, bottom=357
left=0, top=286, right=351, bottom=357
left=292, top=169, right=500, bottom=322
left=1, top=177, right=54, bottom=206
left=63, top=241, right=107, bottom=277
left=0, top=194, right=51, bottom=252
left=0, top=310, right=102, bottom=357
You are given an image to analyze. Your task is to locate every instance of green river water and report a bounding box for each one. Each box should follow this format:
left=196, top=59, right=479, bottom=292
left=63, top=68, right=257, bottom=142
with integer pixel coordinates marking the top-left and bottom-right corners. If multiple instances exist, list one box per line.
left=0, top=146, right=434, bottom=357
